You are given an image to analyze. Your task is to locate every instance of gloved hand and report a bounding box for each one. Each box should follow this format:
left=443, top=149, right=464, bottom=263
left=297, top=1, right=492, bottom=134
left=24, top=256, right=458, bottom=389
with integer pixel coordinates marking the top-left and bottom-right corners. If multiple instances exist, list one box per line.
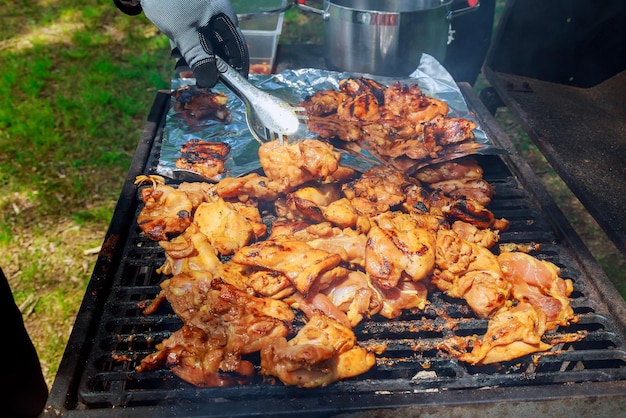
left=115, top=0, right=249, bottom=88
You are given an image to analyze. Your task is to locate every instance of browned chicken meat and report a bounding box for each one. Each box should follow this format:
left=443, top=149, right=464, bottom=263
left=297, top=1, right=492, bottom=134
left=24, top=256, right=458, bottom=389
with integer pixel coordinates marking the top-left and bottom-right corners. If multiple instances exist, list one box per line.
left=232, top=239, right=343, bottom=295
left=259, top=139, right=342, bottom=193
left=375, top=279, right=429, bottom=319
left=270, top=221, right=367, bottom=269
left=300, top=78, right=481, bottom=171
left=423, top=114, right=477, bottom=146
left=216, top=172, right=282, bottom=202
left=176, top=181, right=218, bottom=208
left=451, top=220, right=500, bottom=248
left=260, top=313, right=375, bottom=388
left=322, top=270, right=383, bottom=327
left=414, top=157, right=484, bottom=184
left=430, top=178, right=495, bottom=207
left=171, top=86, right=231, bottom=126
left=278, top=183, right=343, bottom=223
left=498, top=251, right=576, bottom=330
left=342, top=165, right=413, bottom=217
left=157, top=223, right=222, bottom=276
left=138, top=277, right=295, bottom=387
left=440, top=302, right=552, bottom=365
left=194, top=198, right=256, bottom=256
left=137, top=324, right=255, bottom=387
left=365, top=211, right=436, bottom=289
left=175, top=140, right=231, bottom=180
left=135, top=175, right=192, bottom=241
left=245, top=270, right=295, bottom=300
left=433, top=229, right=511, bottom=318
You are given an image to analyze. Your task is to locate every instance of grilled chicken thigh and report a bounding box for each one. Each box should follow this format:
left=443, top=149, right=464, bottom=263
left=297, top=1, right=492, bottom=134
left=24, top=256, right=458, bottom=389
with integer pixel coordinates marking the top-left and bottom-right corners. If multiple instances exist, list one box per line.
left=260, top=313, right=375, bottom=388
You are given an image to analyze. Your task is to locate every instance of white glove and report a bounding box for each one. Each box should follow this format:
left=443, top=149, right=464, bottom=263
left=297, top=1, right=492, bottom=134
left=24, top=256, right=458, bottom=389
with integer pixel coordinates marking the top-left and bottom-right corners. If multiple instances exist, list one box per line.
left=116, top=0, right=249, bottom=88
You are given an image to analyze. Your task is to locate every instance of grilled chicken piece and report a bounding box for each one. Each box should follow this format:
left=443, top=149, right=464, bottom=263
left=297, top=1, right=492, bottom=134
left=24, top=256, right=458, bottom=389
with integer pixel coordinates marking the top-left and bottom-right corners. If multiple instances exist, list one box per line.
left=177, top=181, right=218, bottom=208
left=339, top=77, right=386, bottom=101
left=157, top=223, right=222, bottom=276
left=337, top=92, right=382, bottom=122
left=286, top=292, right=352, bottom=328
left=451, top=220, right=500, bottom=248
left=336, top=78, right=386, bottom=122
left=342, top=165, right=412, bottom=216
left=182, top=277, right=293, bottom=348
left=414, top=157, right=484, bottom=184
left=205, top=279, right=295, bottom=351
left=138, top=278, right=294, bottom=387
left=305, top=115, right=364, bottom=142
left=301, top=79, right=483, bottom=171
left=194, top=198, right=255, bottom=256
left=137, top=324, right=255, bottom=387
left=365, top=211, right=436, bottom=289
left=453, top=302, right=552, bottom=365
left=322, top=271, right=383, bottom=327
left=430, top=178, right=495, bottom=207
left=259, top=139, right=342, bottom=193
left=175, top=140, right=231, bottom=179
left=144, top=271, right=247, bottom=319
left=245, top=270, right=295, bottom=299
left=280, top=183, right=343, bottom=223
left=439, top=197, right=509, bottom=231
left=423, top=115, right=476, bottom=146
left=384, top=82, right=449, bottom=128
left=302, top=89, right=345, bottom=116
left=305, top=227, right=367, bottom=269
left=336, top=88, right=383, bottom=122
left=498, top=252, right=576, bottom=330
left=270, top=221, right=367, bottom=268
left=232, top=239, right=343, bottom=295
left=321, top=197, right=361, bottom=229
left=230, top=201, right=267, bottom=240
left=215, top=172, right=282, bottom=202
left=375, top=279, right=429, bottom=319
left=433, top=229, right=511, bottom=318
left=260, top=313, right=375, bottom=388
left=171, top=86, right=231, bottom=125
left=135, top=175, right=193, bottom=241
left=371, top=136, right=440, bottom=161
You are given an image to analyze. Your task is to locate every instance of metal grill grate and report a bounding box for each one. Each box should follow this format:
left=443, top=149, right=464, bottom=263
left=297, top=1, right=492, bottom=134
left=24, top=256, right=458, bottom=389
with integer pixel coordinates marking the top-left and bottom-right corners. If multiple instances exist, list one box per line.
left=75, top=154, right=626, bottom=413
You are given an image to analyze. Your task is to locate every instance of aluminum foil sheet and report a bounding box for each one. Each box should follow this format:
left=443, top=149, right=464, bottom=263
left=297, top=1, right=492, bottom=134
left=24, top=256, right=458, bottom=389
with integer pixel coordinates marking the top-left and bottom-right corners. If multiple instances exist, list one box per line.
left=156, top=54, right=492, bottom=181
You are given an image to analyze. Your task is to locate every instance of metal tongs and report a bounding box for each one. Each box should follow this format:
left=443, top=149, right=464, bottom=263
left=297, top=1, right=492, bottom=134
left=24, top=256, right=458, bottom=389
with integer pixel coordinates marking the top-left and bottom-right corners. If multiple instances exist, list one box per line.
left=215, top=56, right=306, bottom=143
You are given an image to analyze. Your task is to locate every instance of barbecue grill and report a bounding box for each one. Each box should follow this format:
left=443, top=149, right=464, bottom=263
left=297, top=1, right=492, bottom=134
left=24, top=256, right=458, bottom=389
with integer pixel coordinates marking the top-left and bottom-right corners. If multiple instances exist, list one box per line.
left=44, top=9, right=626, bottom=417
left=43, top=86, right=626, bottom=417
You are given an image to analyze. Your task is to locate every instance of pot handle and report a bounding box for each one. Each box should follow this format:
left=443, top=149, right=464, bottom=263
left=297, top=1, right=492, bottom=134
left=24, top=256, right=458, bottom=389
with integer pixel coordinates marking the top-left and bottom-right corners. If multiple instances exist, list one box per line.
left=294, top=0, right=329, bottom=19
left=447, top=0, right=480, bottom=21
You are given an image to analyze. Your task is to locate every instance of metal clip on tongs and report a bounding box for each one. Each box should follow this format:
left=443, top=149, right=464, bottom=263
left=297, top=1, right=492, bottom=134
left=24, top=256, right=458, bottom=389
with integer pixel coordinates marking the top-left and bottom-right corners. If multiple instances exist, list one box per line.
left=215, top=56, right=306, bottom=144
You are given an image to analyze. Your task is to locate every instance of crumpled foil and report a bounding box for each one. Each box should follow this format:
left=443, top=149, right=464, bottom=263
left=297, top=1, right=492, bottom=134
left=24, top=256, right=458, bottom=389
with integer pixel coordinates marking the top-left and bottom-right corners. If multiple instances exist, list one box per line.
left=156, top=54, right=492, bottom=181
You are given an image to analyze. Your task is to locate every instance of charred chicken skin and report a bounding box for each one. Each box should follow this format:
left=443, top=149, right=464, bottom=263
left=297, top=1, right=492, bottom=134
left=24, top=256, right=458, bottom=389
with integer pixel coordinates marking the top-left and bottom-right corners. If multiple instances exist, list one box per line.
left=300, top=78, right=479, bottom=172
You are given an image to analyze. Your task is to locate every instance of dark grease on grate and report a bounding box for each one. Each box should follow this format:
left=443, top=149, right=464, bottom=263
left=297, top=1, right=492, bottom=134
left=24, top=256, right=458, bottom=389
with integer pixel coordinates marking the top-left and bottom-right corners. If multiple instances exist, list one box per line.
left=76, top=153, right=626, bottom=412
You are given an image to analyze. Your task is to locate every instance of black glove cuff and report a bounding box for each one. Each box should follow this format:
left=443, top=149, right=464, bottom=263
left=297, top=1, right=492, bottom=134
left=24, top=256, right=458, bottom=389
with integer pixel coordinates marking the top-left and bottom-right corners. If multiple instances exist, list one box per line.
left=193, top=58, right=219, bottom=89
left=113, top=0, right=142, bottom=16
left=200, top=13, right=250, bottom=77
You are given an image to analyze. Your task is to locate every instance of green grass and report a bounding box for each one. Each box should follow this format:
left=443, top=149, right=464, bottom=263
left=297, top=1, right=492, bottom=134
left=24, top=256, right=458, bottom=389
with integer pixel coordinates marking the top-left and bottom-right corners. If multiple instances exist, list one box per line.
left=0, top=0, right=172, bottom=386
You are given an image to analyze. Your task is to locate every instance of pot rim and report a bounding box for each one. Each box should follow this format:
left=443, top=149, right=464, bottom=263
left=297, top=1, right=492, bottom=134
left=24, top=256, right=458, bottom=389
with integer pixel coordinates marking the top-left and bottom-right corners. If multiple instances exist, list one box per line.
left=327, top=0, right=453, bottom=13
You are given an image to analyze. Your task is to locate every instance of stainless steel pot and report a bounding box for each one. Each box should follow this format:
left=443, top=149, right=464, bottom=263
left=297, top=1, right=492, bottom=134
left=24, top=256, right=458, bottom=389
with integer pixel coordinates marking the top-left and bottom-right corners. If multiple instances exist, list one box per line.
left=296, top=0, right=479, bottom=76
